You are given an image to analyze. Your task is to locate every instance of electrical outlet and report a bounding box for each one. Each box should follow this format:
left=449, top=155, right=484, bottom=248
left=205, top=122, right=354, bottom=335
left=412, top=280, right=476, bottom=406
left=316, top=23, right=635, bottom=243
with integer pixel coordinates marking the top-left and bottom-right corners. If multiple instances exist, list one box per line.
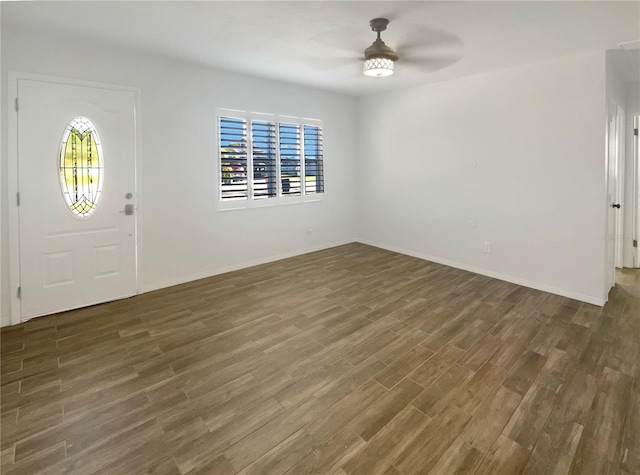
left=306, top=226, right=313, bottom=235
left=484, top=242, right=492, bottom=254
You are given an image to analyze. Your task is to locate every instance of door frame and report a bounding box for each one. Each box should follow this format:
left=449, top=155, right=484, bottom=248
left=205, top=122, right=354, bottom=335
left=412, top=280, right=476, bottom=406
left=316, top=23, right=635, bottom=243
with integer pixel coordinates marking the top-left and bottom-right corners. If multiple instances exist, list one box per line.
left=604, top=101, right=622, bottom=297
left=634, top=115, right=640, bottom=268
left=7, top=71, right=143, bottom=325
left=615, top=105, right=625, bottom=269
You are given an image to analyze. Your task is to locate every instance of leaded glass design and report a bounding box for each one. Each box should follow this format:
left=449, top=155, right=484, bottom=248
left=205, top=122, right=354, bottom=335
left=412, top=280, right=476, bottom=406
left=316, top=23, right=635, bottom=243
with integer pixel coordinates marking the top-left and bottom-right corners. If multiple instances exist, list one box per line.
left=59, top=117, right=104, bottom=218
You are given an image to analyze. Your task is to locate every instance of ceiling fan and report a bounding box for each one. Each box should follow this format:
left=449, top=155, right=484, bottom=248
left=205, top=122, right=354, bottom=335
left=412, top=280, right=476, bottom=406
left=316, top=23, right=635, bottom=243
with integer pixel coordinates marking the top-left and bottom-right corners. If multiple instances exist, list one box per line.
left=363, top=18, right=398, bottom=77
left=360, top=17, right=464, bottom=78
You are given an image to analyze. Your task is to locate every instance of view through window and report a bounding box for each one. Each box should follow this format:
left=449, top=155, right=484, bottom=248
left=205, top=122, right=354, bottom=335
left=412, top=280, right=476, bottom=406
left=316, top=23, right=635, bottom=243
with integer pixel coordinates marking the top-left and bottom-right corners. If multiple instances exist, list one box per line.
left=219, top=110, right=323, bottom=205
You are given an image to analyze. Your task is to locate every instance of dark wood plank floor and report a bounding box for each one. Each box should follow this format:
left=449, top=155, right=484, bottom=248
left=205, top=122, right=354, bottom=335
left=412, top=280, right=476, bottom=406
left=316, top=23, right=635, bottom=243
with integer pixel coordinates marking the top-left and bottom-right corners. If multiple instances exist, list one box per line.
left=1, top=243, right=638, bottom=474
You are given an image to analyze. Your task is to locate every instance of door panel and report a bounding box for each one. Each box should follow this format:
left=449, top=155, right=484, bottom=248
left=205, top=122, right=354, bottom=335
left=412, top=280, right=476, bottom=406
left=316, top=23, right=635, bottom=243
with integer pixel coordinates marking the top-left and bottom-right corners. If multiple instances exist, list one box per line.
left=18, top=79, right=137, bottom=320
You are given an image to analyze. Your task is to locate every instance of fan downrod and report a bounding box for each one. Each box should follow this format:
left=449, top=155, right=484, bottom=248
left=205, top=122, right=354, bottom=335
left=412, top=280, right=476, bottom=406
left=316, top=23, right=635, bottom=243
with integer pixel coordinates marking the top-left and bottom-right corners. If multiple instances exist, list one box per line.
left=364, top=17, right=398, bottom=62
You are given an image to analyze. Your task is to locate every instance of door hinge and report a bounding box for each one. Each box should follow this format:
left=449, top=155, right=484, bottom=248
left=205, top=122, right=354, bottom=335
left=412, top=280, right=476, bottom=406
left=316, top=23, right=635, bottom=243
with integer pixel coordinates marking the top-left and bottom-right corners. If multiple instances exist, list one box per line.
left=17, top=287, right=21, bottom=299
left=15, top=97, right=19, bottom=112
left=16, top=192, right=20, bottom=206
left=635, top=128, right=639, bottom=136
left=634, top=239, right=638, bottom=248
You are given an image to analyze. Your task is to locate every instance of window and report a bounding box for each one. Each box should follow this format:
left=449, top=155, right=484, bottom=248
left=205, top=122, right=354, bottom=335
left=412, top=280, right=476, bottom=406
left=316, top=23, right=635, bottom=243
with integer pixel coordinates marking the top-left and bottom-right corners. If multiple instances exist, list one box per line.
left=218, top=110, right=323, bottom=207
left=59, top=117, right=104, bottom=218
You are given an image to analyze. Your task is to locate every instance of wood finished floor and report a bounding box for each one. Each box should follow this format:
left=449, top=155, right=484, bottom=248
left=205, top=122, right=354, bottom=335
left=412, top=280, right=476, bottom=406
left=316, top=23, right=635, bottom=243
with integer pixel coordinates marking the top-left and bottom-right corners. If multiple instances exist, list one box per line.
left=1, top=243, right=639, bottom=475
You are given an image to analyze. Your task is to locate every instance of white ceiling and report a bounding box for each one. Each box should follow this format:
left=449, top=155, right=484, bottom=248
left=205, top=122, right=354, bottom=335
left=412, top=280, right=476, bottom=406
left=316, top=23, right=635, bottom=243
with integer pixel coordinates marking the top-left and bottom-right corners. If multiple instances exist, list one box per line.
left=3, top=1, right=639, bottom=96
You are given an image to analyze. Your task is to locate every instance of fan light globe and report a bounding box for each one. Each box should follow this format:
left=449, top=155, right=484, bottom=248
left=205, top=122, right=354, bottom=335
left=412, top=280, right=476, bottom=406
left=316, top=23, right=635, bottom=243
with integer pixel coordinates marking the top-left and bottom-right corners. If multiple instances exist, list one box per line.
left=363, top=58, right=394, bottom=77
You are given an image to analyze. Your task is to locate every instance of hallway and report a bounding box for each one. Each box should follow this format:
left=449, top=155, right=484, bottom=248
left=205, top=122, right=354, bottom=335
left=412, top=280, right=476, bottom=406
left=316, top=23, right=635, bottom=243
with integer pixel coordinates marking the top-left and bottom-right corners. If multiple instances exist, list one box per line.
left=617, top=267, right=640, bottom=299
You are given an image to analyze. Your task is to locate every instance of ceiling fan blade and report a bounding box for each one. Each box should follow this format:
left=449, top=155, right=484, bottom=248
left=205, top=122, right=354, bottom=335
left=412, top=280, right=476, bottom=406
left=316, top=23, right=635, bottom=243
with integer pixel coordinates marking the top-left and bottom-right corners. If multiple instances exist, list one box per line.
left=395, top=38, right=463, bottom=56
left=392, top=24, right=464, bottom=56
left=306, top=56, right=362, bottom=71
left=308, top=25, right=364, bottom=52
left=398, top=55, right=462, bottom=74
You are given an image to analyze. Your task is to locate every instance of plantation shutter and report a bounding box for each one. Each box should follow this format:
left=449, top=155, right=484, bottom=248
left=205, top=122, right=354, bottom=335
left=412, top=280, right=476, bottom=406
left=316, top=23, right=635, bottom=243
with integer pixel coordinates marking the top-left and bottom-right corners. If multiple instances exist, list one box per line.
left=303, top=125, right=324, bottom=195
left=219, top=110, right=323, bottom=205
left=251, top=120, right=277, bottom=199
left=279, top=123, right=301, bottom=196
left=219, top=117, right=248, bottom=201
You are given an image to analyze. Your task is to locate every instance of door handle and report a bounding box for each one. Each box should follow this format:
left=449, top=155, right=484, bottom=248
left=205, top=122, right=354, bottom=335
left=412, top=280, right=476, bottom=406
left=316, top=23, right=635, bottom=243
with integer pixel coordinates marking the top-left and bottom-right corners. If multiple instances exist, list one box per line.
left=120, top=204, right=135, bottom=215
left=612, top=203, right=621, bottom=209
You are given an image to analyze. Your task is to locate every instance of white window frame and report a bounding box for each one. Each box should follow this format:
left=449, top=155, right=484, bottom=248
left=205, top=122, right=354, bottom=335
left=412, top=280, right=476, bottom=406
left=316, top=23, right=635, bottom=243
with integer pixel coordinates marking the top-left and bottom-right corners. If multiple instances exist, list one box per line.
left=217, top=108, right=323, bottom=211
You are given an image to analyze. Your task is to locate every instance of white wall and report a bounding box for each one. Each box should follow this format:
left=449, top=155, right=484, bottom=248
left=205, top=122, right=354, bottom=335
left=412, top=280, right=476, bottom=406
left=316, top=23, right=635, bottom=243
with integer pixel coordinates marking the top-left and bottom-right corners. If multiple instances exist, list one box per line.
left=0, top=28, right=358, bottom=326
left=356, top=51, right=608, bottom=305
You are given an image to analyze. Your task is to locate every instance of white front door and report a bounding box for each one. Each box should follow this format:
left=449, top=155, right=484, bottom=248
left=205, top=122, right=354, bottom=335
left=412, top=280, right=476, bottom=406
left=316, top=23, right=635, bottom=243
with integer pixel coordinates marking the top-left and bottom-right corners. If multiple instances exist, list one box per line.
left=17, top=78, right=138, bottom=321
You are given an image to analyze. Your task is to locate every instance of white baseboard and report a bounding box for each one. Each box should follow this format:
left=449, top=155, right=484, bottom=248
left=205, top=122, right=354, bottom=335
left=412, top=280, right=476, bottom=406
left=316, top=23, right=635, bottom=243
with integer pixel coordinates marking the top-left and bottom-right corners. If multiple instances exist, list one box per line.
left=142, top=239, right=356, bottom=293
left=357, top=239, right=606, bottom=307
left=2, top=237, right=604, bottom=329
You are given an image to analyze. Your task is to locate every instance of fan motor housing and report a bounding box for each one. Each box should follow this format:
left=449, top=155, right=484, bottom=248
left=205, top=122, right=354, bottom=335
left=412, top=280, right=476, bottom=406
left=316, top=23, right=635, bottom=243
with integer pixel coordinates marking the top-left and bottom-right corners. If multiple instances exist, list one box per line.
left=364, top=40, right=399, bottom=61
left=365, top=18, right=399, bottom=61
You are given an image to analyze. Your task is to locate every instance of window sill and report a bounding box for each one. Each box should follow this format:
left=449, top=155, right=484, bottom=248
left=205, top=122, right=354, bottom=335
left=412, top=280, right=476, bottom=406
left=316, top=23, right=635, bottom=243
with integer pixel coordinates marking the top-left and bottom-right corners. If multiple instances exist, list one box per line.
left=217, top=194, right=323, bottom=211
